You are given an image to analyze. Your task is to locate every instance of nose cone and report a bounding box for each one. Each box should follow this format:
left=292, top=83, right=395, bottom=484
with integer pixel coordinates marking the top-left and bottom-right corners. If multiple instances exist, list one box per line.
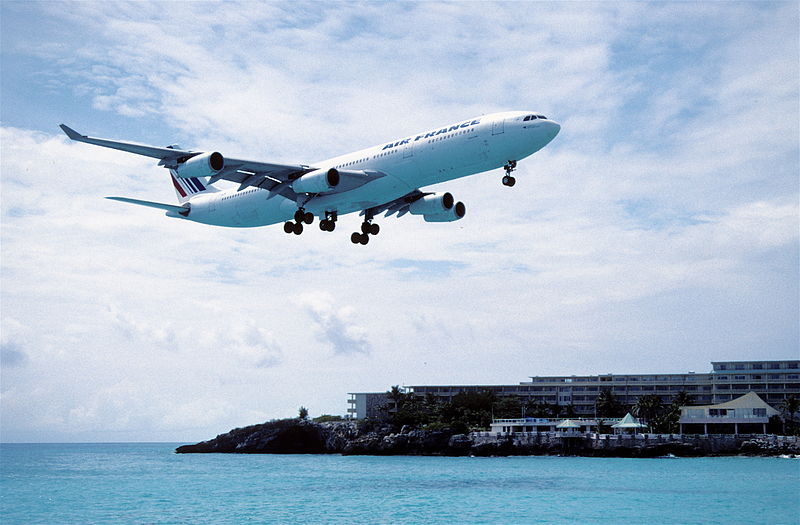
left=545, top=120, right=561, bottom=141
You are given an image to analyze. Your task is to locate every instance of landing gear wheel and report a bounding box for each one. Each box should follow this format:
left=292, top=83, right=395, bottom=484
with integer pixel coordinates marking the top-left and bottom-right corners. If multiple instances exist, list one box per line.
left=359, top=233, right=369, bottom=245
left=361, top=222, right=371, bottom=234
left=294, top=209, right=305, bottom=223
left=502, top=175, right=516, bottom=187
left=369, top=223, right=380, bottom=236
left=303, top=212, right=314, bottom=225
left=327, top=221, right=336, bottom=232
left=284, top=221, right=294, bottom=234
left=351, top=232, right=361, bottom=244
left=292, top=222, right=304, bottom=235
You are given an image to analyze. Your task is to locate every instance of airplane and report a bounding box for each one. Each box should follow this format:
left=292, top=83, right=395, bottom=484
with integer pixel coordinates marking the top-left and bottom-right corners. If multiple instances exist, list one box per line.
left=60, top=111, right=560, bottom=244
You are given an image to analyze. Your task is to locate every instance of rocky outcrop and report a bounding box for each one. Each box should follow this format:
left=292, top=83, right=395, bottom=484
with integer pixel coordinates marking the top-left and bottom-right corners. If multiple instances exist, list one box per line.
left=176, top=419, right=332, bottom=454
left=176, top=420, right=800, bottom=457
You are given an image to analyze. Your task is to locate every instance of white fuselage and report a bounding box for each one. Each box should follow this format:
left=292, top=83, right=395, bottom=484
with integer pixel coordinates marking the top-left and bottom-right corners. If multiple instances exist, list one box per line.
left=184, top=111, right=560, bottom=227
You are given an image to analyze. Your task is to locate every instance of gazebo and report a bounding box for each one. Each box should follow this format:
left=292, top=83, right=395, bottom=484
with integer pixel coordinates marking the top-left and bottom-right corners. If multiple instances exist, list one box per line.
left=611, top=413, right=646, bottom=434
left=556, top=419, right=584, bottom=433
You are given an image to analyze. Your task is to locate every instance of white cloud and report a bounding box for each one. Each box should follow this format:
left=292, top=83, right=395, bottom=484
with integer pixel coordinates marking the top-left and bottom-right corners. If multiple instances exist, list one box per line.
left=294, top=292, right=371, bottom=356
left=0, top=1, right=797, bottom=441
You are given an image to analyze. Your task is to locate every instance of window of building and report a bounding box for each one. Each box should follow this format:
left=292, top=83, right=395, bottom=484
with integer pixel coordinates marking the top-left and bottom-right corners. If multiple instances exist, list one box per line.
left=769, top=374, right=780, bottom=379
left=718, top=375, right=728, bottom=380
left=789, top=374, right=799, bottom=379
left=753, top=408, right=767, bottom=417
left=735, top=364, right=745, bottom=370
left=752, top=363, right=763, bottom=370
left=789, top=363, right=799, bottom=369
left=717, top=385, right=730, bottom=390
left=734, top=375, right=746, bottom=380
left=751, top=375, right=762, bottom=380
left=718, top=365, right=727, bottom=370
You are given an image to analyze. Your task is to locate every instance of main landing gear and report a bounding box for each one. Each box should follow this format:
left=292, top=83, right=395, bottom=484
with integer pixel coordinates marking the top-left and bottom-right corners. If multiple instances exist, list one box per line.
left=502, top=160, right=517, bottom=187
left=351, top=218, right=380, bottom=245
left=319, top=211, right=337, bottom=232
left=283, top=208, right=314, bottom=235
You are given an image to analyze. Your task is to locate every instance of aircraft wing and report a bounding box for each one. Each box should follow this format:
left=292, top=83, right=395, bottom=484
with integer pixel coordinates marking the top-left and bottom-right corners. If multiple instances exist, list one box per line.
left=60, top=125, right=317, bottom=198
left=363, top=189, right=427, bottom=219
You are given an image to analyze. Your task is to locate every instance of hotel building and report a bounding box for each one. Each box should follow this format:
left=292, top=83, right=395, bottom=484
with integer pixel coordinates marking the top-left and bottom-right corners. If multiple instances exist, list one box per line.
left=347, top=359, right=799, bottom=420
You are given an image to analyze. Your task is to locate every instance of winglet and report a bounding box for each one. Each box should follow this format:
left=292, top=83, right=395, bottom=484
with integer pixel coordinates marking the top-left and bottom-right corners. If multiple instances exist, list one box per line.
left=59, top=124, right=85, bottom=141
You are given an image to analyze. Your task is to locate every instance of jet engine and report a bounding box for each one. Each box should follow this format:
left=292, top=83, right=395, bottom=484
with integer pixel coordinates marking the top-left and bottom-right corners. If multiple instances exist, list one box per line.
left=292, top=168, right=340, bottom=194
left=408, top=192, right=455, bottom=215
left=423, top=201, right=466, bottom=222
left=175, top=151, right=224, bottom=178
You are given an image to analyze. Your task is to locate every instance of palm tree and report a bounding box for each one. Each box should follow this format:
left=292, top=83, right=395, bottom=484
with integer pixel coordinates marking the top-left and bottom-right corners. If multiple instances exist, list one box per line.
left=780, top=395, right=799, bottom=435
left=633, top=394, right=663, bottom=431
left=671, top=390, right=694, bottom=409
left=595, top=389, right=623, bottom=418
left=655, top=390, right=694, bottom=434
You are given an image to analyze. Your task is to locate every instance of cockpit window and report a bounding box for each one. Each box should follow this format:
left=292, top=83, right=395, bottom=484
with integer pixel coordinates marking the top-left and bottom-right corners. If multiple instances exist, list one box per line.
left=524, top=115, right=539, bottom=121
left=536, top=115, right=547, bottom=119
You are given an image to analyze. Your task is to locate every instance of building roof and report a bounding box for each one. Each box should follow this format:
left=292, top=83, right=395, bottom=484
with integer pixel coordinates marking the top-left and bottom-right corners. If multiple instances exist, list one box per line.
left=612, top=413, right=646, bottom=428
left=556, top=419, right=583, bottom=428
left=682, top=392, right=779, bottom=415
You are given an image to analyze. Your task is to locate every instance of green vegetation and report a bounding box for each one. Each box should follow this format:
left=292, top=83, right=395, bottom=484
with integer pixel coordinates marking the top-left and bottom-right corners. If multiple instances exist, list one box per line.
left=383, top=386, right=510, bottom=431
left=380, top=387, right=702, bottom=433
left=595, top=389, right=625, bottom=418
left=780, top=395, right=799, bottom=435
left=298, top=406, right=309, bottom=420
left=632, top=394, right=663, bottom=430
left=312, top=414, right=345, bottom=423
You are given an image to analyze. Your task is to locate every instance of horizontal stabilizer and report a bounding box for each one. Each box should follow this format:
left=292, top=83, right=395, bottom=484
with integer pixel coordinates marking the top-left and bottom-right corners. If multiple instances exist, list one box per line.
left=106, top=196, right=188, bottom=214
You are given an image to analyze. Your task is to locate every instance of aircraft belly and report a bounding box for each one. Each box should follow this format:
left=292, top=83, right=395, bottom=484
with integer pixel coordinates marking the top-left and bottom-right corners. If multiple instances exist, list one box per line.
left=309, top=172, right=415, bottom=216
left=188, top=191, right=294, bottom=227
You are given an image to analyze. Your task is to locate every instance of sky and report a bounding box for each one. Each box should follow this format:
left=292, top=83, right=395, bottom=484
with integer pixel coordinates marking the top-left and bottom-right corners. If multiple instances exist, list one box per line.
left=1, top=1, right=798, bottom=443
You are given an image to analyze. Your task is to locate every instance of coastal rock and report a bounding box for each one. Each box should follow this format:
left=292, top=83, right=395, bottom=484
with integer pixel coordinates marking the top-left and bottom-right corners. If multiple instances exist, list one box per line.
left=177, top=420, right=800, bottom=457
left=176, top=419, right=331, bottom=454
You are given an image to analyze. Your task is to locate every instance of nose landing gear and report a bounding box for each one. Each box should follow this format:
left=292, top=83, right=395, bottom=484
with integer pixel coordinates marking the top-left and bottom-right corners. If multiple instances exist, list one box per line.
left=502, top=160, right=517, bottom=187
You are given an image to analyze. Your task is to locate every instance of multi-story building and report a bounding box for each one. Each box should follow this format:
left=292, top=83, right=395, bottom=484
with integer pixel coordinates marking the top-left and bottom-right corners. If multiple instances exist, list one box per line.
left=347, top=360, right=799, bottom=420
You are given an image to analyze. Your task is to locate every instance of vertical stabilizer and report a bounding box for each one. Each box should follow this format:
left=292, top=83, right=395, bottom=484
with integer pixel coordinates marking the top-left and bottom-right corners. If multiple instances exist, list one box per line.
left=169, top=169, right=218, bottom=204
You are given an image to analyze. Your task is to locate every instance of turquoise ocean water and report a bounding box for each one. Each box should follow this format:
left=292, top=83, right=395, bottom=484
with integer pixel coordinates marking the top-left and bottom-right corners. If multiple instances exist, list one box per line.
left=1, top=443, right=798, bottom=524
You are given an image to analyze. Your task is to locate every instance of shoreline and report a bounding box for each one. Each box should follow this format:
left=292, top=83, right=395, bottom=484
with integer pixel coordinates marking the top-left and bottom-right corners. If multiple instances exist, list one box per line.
left=175, top=420, right=800, bottom=458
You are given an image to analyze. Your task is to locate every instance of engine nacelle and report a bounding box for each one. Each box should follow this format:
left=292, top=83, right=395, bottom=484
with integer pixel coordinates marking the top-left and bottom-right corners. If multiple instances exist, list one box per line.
left=175, top=151, right=224, bottom=178
left=408, top=192, right=455, bottom=216
left=423, top=201, right=466, bottom=222
left=292, top=168, right=340, bottom=194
